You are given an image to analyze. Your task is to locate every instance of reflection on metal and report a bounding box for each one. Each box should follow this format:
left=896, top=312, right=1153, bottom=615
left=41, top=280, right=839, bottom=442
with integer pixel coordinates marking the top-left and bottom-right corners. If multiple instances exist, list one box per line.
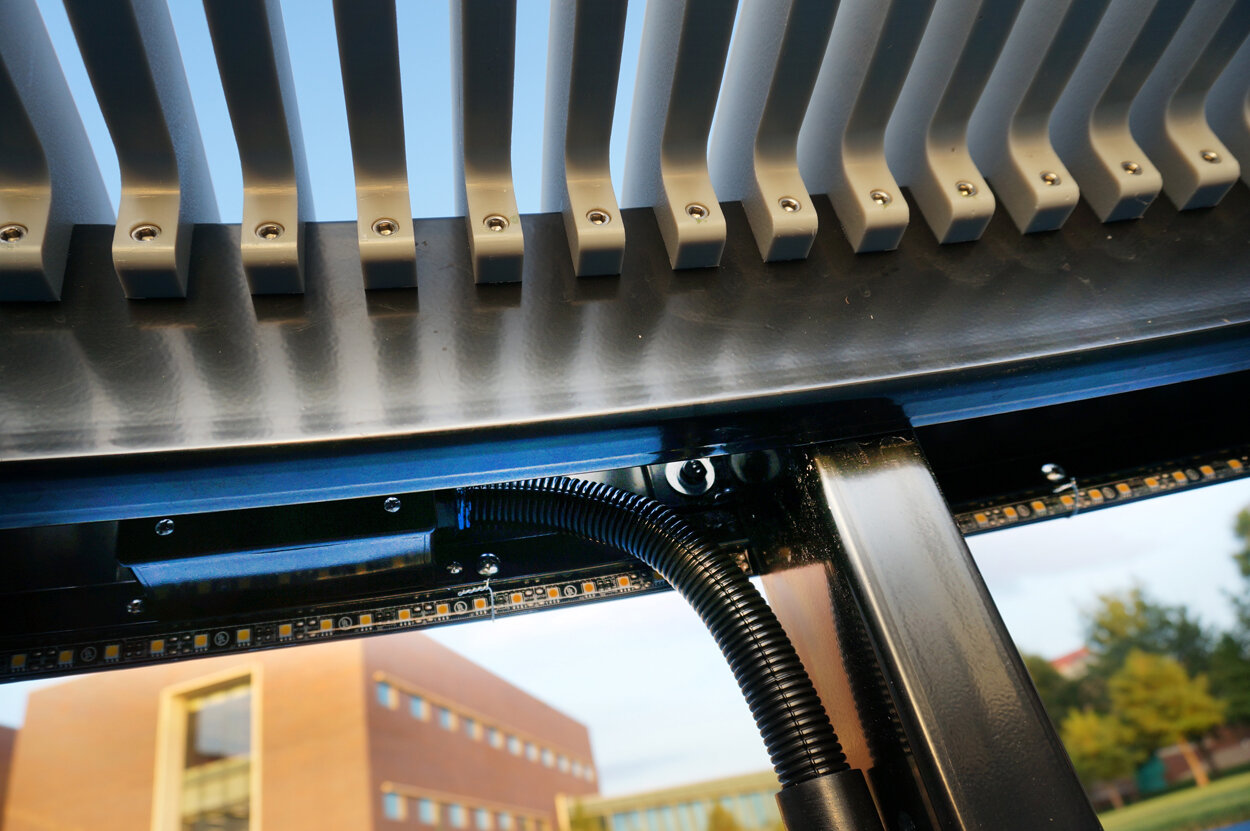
left=797, top=437, right=1099, bottom=830
left=63, top=0, right=218, bottom=298
left=0, top=1, right=112, bottom=301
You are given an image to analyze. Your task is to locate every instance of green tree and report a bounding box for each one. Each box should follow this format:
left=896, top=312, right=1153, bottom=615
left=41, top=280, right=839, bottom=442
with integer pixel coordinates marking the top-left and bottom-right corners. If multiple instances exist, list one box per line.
left=1085, top=588, right=1212, bottom=678
left=1060, top=708, right=1144, bottom=808
left=1210, top=633, right=1250, bottom=725
left=706, top=804, right=743, bottom=831
left=1232, top=506, right=1250, bottom=640
left=1108, top=650, right=1226, bottom=787
left=1023, top=653, right=1083, bottom=726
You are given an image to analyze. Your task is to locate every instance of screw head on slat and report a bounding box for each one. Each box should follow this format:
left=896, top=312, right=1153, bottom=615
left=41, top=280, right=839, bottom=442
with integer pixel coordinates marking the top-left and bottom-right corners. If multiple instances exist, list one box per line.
left=869, top=190, right=892, bottom=207
left=255, top=222, right=285, bottom=240
left=1121, top=161, right=1142, bottom=175
left=372, top=218, right=399, bottom=236
left=956, top=181, right=977, bottom=197
left=1040, top=172, right=1060, bottom=186
left=130, top=224, right=161, bottom=242
left=1201, top=150, right=1221, bottom=164
left=0, top=224, right=27, bottom=243
left=586, top=209, right=611, bottom=226
left=778, top=197, right=800, bottom=213
left=685, top=203, right=709, bottom=219
left=483, top=215, right=510, bottom=232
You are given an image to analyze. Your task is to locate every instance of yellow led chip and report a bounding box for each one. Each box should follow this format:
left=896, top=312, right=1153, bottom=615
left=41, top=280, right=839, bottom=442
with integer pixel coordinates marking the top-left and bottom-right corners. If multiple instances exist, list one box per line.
left=1059, top=494, right=1075, bottom=507
left=511, top=593, right=523, bottom=604
left=194, top=634, right=208, bottom=650
left=1145, top=476, right=1160, bottom=488
left=473, top=597, right=487, bottom=610
left=237, top=629, right=251, bottom=644
left=436, top=603, right=450, bottom=616
left=150, top=639, right=165, bottom=655
left=1030, top=501, right=1046, bottom=513
left=1199, top=465, right=1214, bottom=477
left=10, top=654, right=26, bottom=669
left=617, top=576, right=631, bottom=588
left=58, top=650, right=73, bottom=666
left=582, top=582, right=596, bottom=594
left=1115, top=483, right=1131, bottom=495
left=104, top=645, right=119, bottom=661
left=319, top=619, right=333, bottom=632
left=973, top=512, right=989, bottom=525
left=398, top=609, right=412, bottom=622
left=547, top=587, right=560, bottom=599
left=1089, top=490, right=1104, bottom=501
left=1230, top=459, right=1244, bottom=470
left=278, top=623, right=293, bottom=638
left=1172, top=471, right=1187, bottom=484
left=359, top=614, right=373, bottom=626
left=1003, top=506, right=1018, bottom=519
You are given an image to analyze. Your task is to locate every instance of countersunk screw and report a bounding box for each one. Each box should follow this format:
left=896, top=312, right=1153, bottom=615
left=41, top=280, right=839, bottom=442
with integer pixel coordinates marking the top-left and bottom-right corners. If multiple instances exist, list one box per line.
left=778, top=196, right=801, bottom=213
left=477, top=552, right=500, bottom=577
left=131, top=224, right=161, bottom=242
left=1041, top=463, right=1067, bottom=483
left=155, top=518, right=175, bottom=536
left=685, top=203, right=709, bottom=219
left=255, top=222, right=284, bottom=240
left=127, top=598, right=145, bottom=615
left=1041, top=172, right=1060, bottom=186
left=586, top=209, right=611, bottom=226
left=483, top=214, right=509, bottom=232
left=447, top=561, right=463, bottom=575
left=1122, top=161, right=1142, bottom=175
left=1201, top=150, right=1221, bottom=163
left=956, top=181, right=977, bottom=197
left=870, top=190, right=892, bottom=206
left=383, top=496, right=401, bottom=513
left=0, top=224, right=27, bottom=243
left=372, top=218, right=399, bottom=236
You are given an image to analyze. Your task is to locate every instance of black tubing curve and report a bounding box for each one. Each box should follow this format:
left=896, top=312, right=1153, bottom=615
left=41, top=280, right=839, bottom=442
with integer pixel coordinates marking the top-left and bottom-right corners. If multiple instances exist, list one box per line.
left=460, top=476, right=849, bottom=786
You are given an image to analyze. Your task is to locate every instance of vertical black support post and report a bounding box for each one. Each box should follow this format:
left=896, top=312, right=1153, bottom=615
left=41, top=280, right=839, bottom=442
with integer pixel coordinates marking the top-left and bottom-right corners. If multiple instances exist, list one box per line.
left=758, top=436, right=1100, bottom=831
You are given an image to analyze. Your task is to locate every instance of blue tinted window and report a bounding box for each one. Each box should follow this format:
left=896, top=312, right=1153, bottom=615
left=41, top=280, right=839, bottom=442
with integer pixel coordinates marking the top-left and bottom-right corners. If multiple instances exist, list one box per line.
left=375, top=682, right=393, bottom=708
left=475, top=808, right=491, bottom=830
left=438, top=707, right=455, bottom=730
left=449, top=804, right=467, bottom=829
left=418, top=799, right=437, bottom=824
left=498, top=813, right=514, bottom=831
left=748, top=793, right=770, bottom=826
left=409, top=695, right=427, bottom=719
left=465, top=717, right=478, bottom=739
left=383, top=792, right=404, bottom=820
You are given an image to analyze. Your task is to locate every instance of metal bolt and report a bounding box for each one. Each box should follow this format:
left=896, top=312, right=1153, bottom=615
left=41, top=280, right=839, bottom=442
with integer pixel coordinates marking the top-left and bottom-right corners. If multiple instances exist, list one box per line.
left=126, top=598, right=144, bottom=615
left=255, top=222, right=284, bottom=240
left=778, top=197, right=801, bottom=213
left=956, top=181, right=977, bottom=197
left=1201, top=150, right=1221, bottom=164
left=1041, top=463, right=1067, bottom=483
left=1040, top=172, right=1060, bottom=186
left=586, top=209, right=611, bottom=226
left=685, top=203, right=709, bottom=219
left=870, top=190, right=892, bottom=206
left=383, top=496, right=401, bottom=513
left=446, top=561, right=463, bottom=575
left=477, top=552, right=500, bottom=577
left=483, top=214, right=509, bottom=232
left=372, top=218, right=399, bottom=236
left=1122, top=161, right=1142, bottom=175
left=155, top=518, right=175, bottom=536
left=130, top=224, right=161, bottom=242
left=0, top=224, right=27, bottom=243
left=679, top=459, right=709, bottom=486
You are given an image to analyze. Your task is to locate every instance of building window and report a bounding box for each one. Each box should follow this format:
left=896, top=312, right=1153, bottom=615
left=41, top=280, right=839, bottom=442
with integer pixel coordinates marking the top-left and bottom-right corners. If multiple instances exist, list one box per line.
left=747, top=792, right=770, bottom=827
left=525, top=741, right=538, bottom=761
left=464, top=716, right=479, bottom=740
left=409, top=694, right=428, bottom=720
left=507, top=735, right=522, bottom=755
left=497, top=812, right=514, bottom=831
left=383, top=792, right=406, bottom=821
left=541, top=748, right=555, bottom=767
left=557, top=755, right=569, bottom=773
left=571, top=760, right=582, bottom=778
left=449, top=804, right=467, bottom=829
left=584, top=765, right=596, bottom=782
left=475, top=807, right=492, bottom=830
left=438, top=706, right=456, bottom=731
left=376, top=681, right=396, bottom=708
left=418, top=799, right=438, bottom=825
left=178, top=678, right=252, bottom=831
left=487, top=727, right=504, bottom=748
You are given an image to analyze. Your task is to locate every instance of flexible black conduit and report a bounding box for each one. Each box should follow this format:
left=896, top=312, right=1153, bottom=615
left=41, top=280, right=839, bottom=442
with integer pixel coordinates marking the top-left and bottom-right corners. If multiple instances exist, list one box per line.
left=459, top=476, right=850, bottom=788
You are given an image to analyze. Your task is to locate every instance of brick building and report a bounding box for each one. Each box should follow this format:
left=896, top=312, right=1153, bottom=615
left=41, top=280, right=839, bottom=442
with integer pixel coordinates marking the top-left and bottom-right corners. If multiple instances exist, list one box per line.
left=2, top=633, right=597, bottom=830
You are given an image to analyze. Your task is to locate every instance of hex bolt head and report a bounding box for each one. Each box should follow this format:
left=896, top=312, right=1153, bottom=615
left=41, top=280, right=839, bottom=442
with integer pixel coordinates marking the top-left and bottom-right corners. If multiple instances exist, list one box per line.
left=477, top=552, right=500, bottom=577
left=447, top=562, right=463, bottom=575
left=384, top=496, right=402, bottom=513
left=155, top=518, right=175, bottom=536
left=127, top=598, right=145, bottom=615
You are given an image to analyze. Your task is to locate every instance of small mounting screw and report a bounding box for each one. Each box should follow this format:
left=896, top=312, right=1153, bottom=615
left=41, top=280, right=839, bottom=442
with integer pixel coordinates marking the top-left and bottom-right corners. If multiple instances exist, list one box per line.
left=477, top=552, right=500, bottom=577
left=1041, top=463, right=1067, bottom=483
left=126, top=598, right=145, bottom=615
left=372, top=218, right=399, bottom=236
left=778, top=197, right=800, bottom=213
left=155, top=518, right=175, bottom=536
left=483, top=214, right=510, bottom=232
left=586, top=209, right=611, bottom=226
left=255, top=222, right=284, bottom=240
left=447, top=561, right=463, bottom=575
left=685, top=203, right=709, bottom=219
left=130, top=224, right=161, bottom=242
left=870, top=190, right=892, bottom=207
left=956, top=181, right=977, bottom=197
left=1122, top=161, right=1142, bottom=175
left=1201, top=150, right=1221, bottom=164
left=383, top=496, right=401, bottom=513
left=0, top=224, right=27, bottom=243
left=1040, top=172, right=1060, bottom=186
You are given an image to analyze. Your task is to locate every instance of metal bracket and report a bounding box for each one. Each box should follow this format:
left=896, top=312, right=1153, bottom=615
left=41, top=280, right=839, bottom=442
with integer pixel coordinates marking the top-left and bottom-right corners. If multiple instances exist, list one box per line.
left=624, top=0, right=738, bottom=270
left=710, top=0, right=837, bottom=262
left=1208, top=29, right=1250, bottom=186
left=0, top=0, right=112, bottom=302
left=205, top=0, right=313, bottom=295
left=64, top=0, right=218, bottom=298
